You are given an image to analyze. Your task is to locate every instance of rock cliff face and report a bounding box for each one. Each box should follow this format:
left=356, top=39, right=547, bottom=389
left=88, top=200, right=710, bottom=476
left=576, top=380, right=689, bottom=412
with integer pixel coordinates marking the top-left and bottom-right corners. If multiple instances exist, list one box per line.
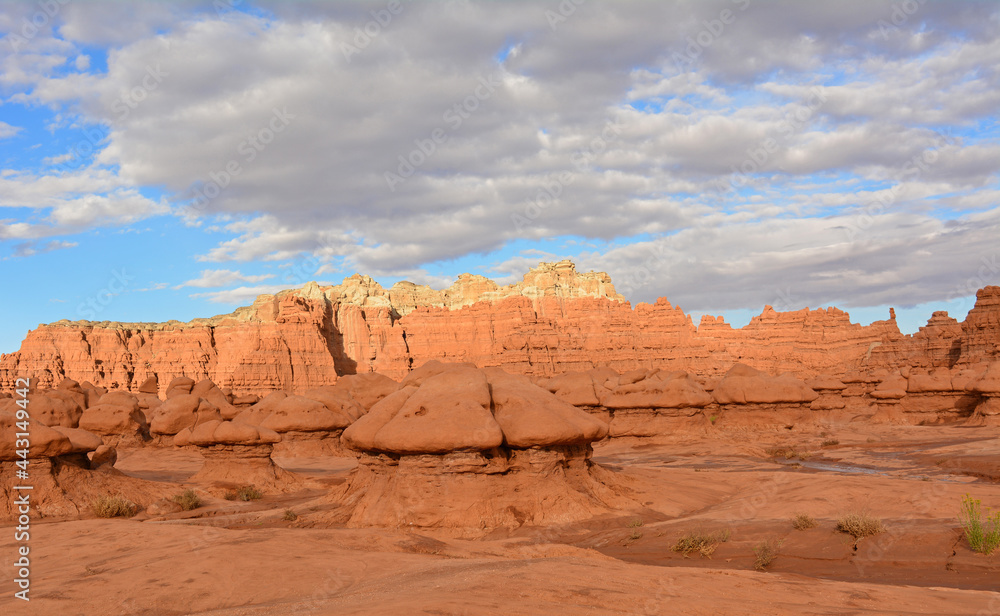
left=1, top=261, right=997, bottom=395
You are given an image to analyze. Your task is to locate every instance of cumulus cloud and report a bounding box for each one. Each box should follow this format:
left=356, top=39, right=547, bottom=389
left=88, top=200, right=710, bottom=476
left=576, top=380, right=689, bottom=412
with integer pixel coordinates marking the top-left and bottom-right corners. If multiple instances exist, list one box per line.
left=190, top=284, right=308, bottom=304
left=9, top=239, right=77, bottom=258
left=2, top=0, right=999, bottom=315
left=176, top=268, right=275, bottom=289
left=0, top=121, right=20, bottom=139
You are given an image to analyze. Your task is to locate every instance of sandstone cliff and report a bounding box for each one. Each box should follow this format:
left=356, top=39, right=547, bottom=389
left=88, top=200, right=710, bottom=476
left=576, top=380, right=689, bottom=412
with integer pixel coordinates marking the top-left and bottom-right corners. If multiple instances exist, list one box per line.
left=1, top=261, right=997, bottom=395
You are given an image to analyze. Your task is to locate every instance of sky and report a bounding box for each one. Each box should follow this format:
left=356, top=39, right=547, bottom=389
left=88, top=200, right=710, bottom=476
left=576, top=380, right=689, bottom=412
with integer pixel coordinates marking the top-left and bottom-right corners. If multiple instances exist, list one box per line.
left=1, top=0, right=999, bottom=354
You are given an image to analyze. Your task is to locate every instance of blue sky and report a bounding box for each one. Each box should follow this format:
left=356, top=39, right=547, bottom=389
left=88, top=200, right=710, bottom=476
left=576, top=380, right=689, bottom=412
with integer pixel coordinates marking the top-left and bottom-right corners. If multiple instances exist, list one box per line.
left=1, top=0, right=999, bottom=353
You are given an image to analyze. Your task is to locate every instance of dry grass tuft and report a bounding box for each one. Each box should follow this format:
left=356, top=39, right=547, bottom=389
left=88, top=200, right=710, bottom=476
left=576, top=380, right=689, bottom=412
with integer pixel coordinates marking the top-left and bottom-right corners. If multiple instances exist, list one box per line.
left=672, top=529, right=731, bottom=558
left=172, top=489, right=202, bottom=511
left=753, top=538, right=783, bottom=571
left=836, top=511, right=885, bottom=539
left=91, top=495, right=138, bottom=518
left=225, top=485, right=264, bottom=501
left=792, top=513, right=818, bottom=530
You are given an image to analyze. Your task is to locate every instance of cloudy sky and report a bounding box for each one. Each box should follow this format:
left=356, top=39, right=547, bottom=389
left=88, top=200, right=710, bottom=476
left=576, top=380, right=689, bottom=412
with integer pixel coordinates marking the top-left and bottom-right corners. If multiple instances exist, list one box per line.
left=1, top=0, right=999, bottom=353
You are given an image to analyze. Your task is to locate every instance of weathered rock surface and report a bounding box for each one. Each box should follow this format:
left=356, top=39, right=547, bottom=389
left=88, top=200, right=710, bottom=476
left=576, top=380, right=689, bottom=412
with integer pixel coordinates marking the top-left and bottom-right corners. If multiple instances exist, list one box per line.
left=2, top=264, right=997, bottom=394
left=336, top=362, right=632, bottom=529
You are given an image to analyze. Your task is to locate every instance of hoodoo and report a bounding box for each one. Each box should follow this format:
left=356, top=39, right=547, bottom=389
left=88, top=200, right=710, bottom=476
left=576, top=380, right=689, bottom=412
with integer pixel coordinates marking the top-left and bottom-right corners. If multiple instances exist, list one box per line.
left=334, top=361, right=635, bottom=529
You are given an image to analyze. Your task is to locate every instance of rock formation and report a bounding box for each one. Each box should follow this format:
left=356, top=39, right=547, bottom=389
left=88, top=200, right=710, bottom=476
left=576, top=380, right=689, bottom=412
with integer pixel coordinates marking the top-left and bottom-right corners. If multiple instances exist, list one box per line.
left=0, top=410, right=165, bottom=519
left=173, top=419, right=298, bottom=491
left=2, top=262, right=997, bottom=395
left=967, top=362, right=1000, bottom=426
left=235, top=388, right=364, bottom=456
left=334, top=362, right=633, bottom=529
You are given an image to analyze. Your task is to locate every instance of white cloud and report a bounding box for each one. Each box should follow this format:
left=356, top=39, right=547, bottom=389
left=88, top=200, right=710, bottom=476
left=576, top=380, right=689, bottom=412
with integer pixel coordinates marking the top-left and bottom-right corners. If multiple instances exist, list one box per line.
left=1, top=1, right=998, bottom=316
left=176, top=268, right=275, bottom=289
left=0, top=121, right=21, bottom=139
left=190, top=284, right=310, bottom=304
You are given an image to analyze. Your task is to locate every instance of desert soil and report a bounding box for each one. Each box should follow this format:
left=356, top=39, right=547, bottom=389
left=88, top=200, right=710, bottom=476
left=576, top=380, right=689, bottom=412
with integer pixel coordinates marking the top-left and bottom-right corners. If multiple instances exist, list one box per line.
left=2, top=423, right=999, bottom=615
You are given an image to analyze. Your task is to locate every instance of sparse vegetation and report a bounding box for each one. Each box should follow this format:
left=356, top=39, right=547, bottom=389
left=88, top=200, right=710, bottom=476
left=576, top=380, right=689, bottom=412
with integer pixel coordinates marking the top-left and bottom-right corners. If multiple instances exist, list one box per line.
left=672, top=529, right=731, bottom=558
left=628, top=529, right=643, bottom=541
left=283, top=509, right=298, bottom=522
left=627, top=519, right=643, bottom=528
left=225, top=485, right=264, bottom=501
left=792, top=513, right=818, bottom=530
left=708, top=415, right=719, bottom=425
left=836, top=511, right=885, bottom=540
left=172, top=489, right=202, bottom=511
left=753, top=538, right=783, bottom=571
left=821, top=439, right=840, bottom=447
left=765, top=447, right=809, bottom=461
left=959, top=494, right=1000, bottom=555
left=91, top=495, right=138, bottom=518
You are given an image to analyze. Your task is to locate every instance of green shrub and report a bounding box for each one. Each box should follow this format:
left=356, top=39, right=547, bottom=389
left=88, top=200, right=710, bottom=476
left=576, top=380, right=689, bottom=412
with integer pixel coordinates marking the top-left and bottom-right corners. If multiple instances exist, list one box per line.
left=172, top=489, right=202, bottom=511
left=91, top=495, right=138, bottom=518
left=959, top=494, right=1000, bottom=555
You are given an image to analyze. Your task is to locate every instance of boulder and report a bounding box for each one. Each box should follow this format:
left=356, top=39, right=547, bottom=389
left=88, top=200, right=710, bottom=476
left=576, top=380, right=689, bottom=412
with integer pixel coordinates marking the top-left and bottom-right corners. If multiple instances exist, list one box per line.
left=164, top=376, right=195, bottom=399
left=137, top=375, right=159, bottom=395
left=149, top=395, right=221, bottom=435
left=712, top=364, right=818, bottom=404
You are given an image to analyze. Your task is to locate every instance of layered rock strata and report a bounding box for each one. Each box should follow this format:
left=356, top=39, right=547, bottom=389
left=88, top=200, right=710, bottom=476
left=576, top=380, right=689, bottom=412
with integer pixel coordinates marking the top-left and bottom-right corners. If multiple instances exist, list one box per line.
left=2, top=262, right=997, bottom=394
left=335, top=362, right=633, bottom=529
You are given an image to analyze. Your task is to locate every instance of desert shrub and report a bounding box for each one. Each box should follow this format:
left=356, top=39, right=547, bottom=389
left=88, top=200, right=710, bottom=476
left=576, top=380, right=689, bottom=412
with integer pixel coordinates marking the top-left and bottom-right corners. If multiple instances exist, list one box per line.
left=753, top=538, right=783, bottom=571
left=627, top=519, right=643, bottom=528
left=225, top=485, right=264, bottom=501
left=836, top=511, right=885, bottom=539
left=960, top=494, right=1000, bottom=555
left=792, top=513, right=818, bottom=530
left=91, top=495, right=138, bottom=518
left=283, top=509, right=298, bottom=522
left=172, top=489, right=202, bottom=511
left=672, top=529, right=731, bottom=558
left=821, top=439, right=839, bottom=447
left=764, top=447, right=809, bottom=460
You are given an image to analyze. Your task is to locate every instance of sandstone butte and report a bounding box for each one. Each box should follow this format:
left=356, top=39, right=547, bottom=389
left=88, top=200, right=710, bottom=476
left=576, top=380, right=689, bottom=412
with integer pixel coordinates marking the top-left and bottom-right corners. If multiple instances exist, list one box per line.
left=1, top=260, right=998, bottom=396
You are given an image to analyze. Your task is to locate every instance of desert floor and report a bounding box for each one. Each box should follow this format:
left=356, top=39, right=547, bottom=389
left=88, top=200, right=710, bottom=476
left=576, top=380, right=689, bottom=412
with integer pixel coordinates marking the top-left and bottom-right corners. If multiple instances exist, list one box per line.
left=3, top=423, right=999, bottom=615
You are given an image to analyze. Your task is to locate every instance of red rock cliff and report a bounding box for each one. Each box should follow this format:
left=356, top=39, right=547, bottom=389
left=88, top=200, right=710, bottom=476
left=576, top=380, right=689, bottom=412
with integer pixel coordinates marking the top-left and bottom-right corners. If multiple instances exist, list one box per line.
left=1, top=263, right=996, bottom=394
